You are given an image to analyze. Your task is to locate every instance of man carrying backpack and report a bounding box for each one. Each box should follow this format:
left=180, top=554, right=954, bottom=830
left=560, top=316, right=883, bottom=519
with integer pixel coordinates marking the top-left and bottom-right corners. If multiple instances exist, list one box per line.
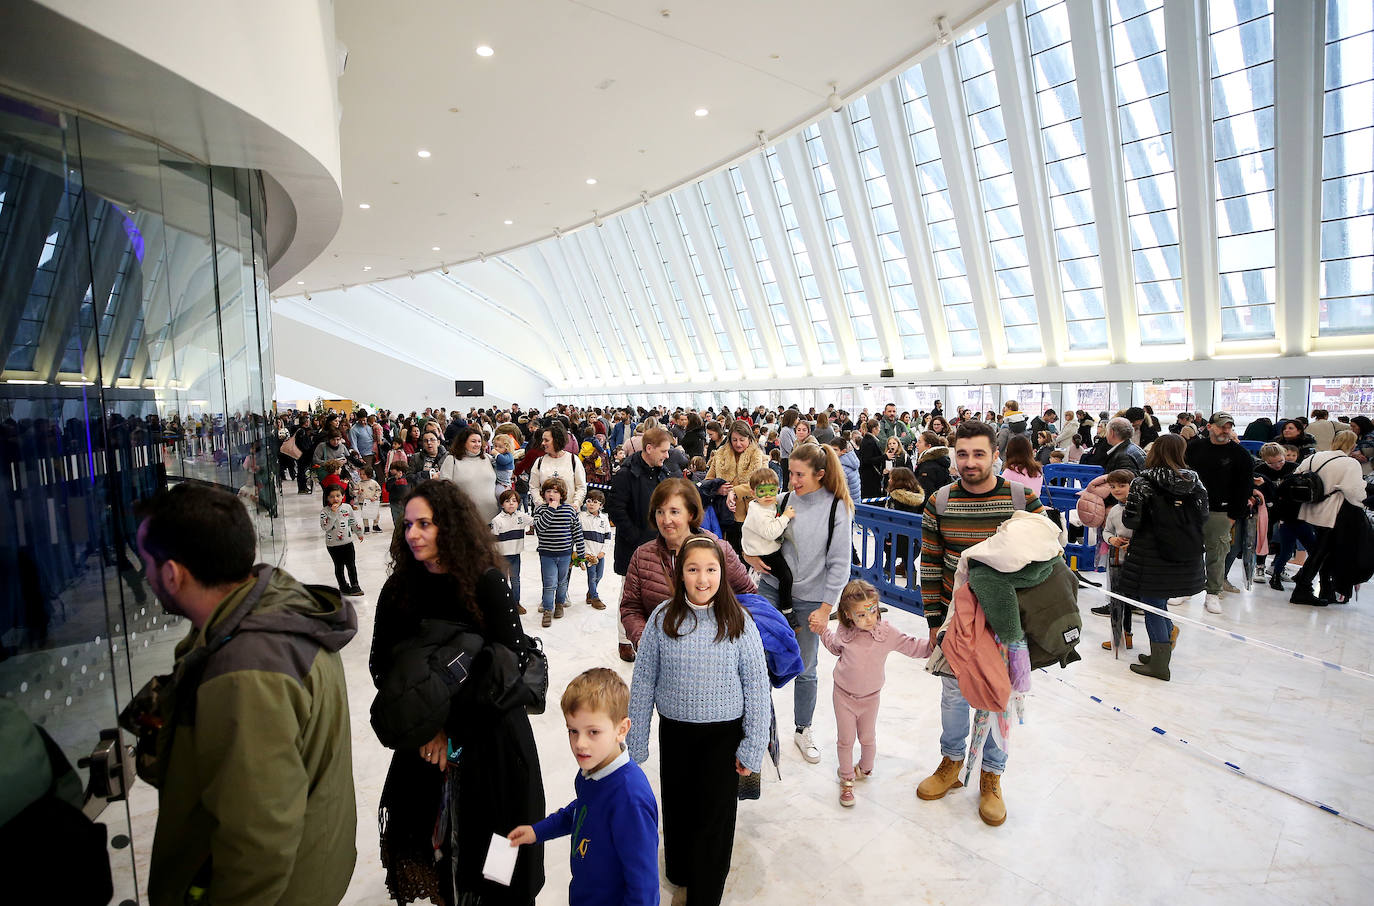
left=1184, top=412, right=1254, bottom=615
left=916, top=420, right=1044, bottom=828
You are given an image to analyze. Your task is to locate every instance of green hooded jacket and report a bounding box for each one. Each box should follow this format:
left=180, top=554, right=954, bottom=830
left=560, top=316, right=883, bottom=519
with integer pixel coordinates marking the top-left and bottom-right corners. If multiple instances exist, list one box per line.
left=148, top=567, right=358, bottom=906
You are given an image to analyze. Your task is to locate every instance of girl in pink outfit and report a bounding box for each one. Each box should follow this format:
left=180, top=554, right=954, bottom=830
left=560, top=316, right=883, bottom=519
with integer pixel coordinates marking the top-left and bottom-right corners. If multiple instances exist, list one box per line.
left=820, top=579, right=932, bottom=807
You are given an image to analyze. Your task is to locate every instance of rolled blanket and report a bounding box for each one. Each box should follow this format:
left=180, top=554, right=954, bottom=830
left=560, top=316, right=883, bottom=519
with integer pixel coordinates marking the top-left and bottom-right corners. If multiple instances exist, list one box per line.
left=967, top=558, right=1056, bottom=644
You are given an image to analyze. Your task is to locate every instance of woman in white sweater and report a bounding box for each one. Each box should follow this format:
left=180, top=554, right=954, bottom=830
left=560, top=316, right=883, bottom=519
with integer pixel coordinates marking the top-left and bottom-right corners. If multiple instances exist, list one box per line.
left=1289, top=430, right=1366, bottom=606
left=529, top=421, right=587, bottom=510
left=439, top=427, right=500, bottom=522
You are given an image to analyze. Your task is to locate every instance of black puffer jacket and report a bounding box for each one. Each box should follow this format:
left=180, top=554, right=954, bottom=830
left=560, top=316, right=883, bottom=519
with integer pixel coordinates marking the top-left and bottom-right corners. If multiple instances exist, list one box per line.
left=370, top=619, right=485, bottom=751
left=915, top=446, right=952, bottom=500
left=1115, top=467, right=1209, bottom=600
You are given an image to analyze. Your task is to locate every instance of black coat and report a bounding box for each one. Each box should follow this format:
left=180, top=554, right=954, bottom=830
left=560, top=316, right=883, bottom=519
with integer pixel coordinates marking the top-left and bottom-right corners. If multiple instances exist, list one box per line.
left=1115, top=468, right=1209, bottom=600
left=681, top=426, right=708, bottom=460
left=1103, top=441, right=1145, bottom=475
left=858, top=434, right=886, bottom=499
left=914, top=446, right=953, bottom=500
left=370, top=567, right=544, bottom=905
left=607, top=452, right=682, bottom=575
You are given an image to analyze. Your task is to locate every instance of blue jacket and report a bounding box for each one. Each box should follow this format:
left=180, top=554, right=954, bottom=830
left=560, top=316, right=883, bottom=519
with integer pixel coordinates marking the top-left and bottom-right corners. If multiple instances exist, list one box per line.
left=839, top=449, right=861, bottom=501
left=737, top=593, right=803, bottom=688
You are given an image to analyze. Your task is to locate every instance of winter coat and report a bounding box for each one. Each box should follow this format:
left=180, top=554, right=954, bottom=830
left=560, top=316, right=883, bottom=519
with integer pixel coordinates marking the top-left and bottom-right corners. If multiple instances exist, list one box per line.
left=681, top=426, right=708, bottom=460
left=148, top=568, right=357, bottom=906
left=1295, top=451, right=1365, bottom=529
left=1102, top=441, right=1146, bottom=474
left=858, top=434, right=886, bottom=499
left=1115, top=467, right=1209, bottom=600
left=607, top=452, right=683, bottom=575
left=737, top=593, right=805, bottom=687
left=369, top=619, right=486, bottom=750
left=995, top=413, right=1030, bottom=458
left=839, top=448, right=862, bottom=501
left=704, top=441, right=767, bottom=522
left=619, top=531, right=755, bottom=646
left=914, top=445, right=952, bottom=500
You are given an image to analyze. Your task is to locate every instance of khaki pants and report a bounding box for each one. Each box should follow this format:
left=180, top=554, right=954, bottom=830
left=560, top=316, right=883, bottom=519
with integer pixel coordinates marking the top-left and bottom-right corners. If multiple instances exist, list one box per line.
left=1202, top=511, right=1233, bottom=595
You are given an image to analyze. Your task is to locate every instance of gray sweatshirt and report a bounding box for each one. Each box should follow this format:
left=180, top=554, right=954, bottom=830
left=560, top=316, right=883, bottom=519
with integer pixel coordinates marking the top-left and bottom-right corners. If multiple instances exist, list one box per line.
left=762, top=486, right=852, bottom=606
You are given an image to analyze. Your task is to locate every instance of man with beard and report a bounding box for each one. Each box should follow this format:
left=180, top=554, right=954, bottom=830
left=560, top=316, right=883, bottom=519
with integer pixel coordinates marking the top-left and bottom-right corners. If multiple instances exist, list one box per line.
left=916, top=420, right=1044, bottom=828
left=132, top=483, right=357, bottom=906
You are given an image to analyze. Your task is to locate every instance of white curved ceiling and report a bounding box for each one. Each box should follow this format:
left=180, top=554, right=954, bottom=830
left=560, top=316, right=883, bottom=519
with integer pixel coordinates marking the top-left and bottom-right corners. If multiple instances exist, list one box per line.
left=290, top=0, right=1000, bottom=292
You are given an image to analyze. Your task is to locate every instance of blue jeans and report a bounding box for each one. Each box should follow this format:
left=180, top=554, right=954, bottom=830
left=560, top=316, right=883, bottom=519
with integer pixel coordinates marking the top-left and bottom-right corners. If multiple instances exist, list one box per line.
left=939, top=675, right=1007, bottom=775
left=1272, top=521, right=1314, bottom=576
left=586, top=556, right=604, bottom=598
left=505, top=553, right=522, bottom=604
left=758, top=582, right=821, bottom=728
left=1139, top=596, right=1173, bottom=645
left=539, top=552, right=571, bottom=612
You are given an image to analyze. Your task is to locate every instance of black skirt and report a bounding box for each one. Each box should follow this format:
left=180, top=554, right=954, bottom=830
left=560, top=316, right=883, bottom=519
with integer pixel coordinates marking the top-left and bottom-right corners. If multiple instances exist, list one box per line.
left=659, top=716, right=743, bottom=906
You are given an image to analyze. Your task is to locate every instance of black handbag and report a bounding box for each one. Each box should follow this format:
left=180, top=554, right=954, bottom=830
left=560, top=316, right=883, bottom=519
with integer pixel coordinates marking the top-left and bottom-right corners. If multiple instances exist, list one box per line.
left=483, top=635, right=549, bottom=715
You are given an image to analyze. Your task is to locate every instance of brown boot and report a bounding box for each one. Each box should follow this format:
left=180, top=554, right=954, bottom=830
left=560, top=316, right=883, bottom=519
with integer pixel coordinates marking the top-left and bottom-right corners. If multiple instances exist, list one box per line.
left=978, top=770, right=1006, bottom=826
left=587, top=595, right=606, bottom=611
left=618, top=642, right=636, bottom=663
left=916, top=756, right=964, bottom=800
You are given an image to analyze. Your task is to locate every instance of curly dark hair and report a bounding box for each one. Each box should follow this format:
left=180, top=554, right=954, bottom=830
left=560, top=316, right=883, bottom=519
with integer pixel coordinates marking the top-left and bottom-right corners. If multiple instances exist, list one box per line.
left=449, top=426, right=487, bottom=460
left=387, top=479, right=500, bottom=625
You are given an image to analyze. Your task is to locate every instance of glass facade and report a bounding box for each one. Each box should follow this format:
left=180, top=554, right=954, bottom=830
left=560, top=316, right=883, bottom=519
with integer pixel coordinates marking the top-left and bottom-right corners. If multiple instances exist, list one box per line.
left=0, top=89, right=283, bottom=901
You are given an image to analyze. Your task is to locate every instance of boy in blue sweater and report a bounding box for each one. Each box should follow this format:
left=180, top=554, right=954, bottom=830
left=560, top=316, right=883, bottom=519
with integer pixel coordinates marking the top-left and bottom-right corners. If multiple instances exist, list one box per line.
left=508, top=668, right=659, bottom=906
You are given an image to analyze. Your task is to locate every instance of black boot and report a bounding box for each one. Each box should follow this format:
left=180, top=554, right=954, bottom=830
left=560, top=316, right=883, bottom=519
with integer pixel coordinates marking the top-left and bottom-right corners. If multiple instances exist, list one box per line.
left=1130, top=642, right=1172, bottom=681
left=1289, top=583, right=1328, bottom=607
left=1268, top=573, right=1284, bottom=591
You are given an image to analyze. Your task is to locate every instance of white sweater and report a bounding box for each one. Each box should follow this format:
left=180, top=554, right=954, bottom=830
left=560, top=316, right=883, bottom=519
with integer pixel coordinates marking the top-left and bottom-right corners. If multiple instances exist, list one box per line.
left=439, top=454, right=499, bottom=522
left=529, top=452, right=587, bottom=510
left=1296, top=451, right=1365, bottom=529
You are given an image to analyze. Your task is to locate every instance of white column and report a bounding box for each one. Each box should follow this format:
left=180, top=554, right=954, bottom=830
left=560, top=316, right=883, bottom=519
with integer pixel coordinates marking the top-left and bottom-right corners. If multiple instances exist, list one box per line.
left=1277, top=377, right=1309, bottom=419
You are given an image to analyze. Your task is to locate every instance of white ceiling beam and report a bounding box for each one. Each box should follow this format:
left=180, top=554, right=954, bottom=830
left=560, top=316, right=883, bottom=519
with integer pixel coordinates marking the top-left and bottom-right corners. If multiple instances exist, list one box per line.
left=619, top=207, right=706, bottom=375
left=572, top=228, right=659, bottom=379
left=555, top=234, right=639, bottom=380
left=599, top=219, right=684, bottom=380
left=987, top=8, right=1067, bottom=365
left=536, top=243, right=622, bottom=383
left=674, top=184, right=766, bottom=375
left=816, top=112, right=899, bottom=367
left=1273, top=0, right=1325, bottom=356
left=773, top=134, right=861, bottom=372
left=1066, top=0, right=1135, bottom=361
left=1164, top=0, right=1220, bottom=360
left=922, top=46, right=1002, bottom=365
left=701, top=169, right=788, bottom=374
left=523, top=247, right=602, bottom=383
left=867, top=79, right=950, bottom=373
left=737, top=153, right=824, bottom=374
left=646, top=196, right=730, bottom=379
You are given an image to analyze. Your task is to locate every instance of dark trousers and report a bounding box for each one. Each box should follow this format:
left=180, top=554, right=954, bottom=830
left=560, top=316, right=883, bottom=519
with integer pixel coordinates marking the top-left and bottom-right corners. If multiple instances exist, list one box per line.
left=759, top=549, right=793, bottom=611
left=327, top=542, right=358, bottom=589
left=660, top=716, right=743, bottom=906
left=1293, top=525, right=1334, bottom=591
left=297, top=461, right=312, bottom=493
left=723, top=521, right=744, bottom=559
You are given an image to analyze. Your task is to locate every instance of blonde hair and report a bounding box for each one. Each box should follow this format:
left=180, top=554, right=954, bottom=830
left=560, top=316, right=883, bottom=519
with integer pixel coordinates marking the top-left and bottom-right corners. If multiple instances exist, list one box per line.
left=560, top=667, right=629, bottom=722
left=1259, top=442, right=1284, bottom=460
left=1332, top=430, right=1356, bottom=454
left=837, top=579, right=879, bottom=629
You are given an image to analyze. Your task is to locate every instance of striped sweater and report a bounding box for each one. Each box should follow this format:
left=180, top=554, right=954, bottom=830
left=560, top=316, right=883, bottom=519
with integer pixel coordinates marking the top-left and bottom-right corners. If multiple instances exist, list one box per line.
left=579, top=511, right=612, bottom=558
left=919, top=477, right=1043, bottom=629
left=533, top=502, right=586, bottom=556
left=489, top=509, right=533, bottom=556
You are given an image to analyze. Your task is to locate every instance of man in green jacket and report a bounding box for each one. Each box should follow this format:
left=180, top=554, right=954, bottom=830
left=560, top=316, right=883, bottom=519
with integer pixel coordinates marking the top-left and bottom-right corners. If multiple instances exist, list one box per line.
left=876, top=402, right=909, bottom=449
left=134, top=483, right=357, bottom=906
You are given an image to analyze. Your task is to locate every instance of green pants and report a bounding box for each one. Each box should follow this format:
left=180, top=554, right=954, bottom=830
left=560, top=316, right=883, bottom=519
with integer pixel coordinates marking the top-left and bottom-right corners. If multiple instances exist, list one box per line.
left=1202, top=511, right=1233, bottom=595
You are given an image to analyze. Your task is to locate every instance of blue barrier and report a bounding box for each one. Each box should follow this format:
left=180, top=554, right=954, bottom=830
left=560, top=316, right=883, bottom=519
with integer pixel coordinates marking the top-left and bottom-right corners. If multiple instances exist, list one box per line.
left=1042, top=463, right=1102, bottom=488
left=1042, top=463, right=1103, bottom=572
left=850, top=503, right=926, bottom=617
left=1240, top=439, right=1264, bottom=454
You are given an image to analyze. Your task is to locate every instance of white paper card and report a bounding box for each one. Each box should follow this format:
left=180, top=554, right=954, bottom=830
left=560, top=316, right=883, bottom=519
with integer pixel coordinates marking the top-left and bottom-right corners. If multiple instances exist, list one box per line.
left=482, top=832, right=518, bottom=886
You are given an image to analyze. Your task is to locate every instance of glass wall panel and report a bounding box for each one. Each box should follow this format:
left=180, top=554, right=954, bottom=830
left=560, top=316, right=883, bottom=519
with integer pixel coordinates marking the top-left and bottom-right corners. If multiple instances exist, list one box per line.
left=1309, top=375, right=1374, bottom=413
left=1063, top=382, right=1121, bottom=416
left=1215, top=378, right=1278, bottom=430
left=0, top=88, right=282, bottom=900
left=1133, top=380, right=1197, bottom=415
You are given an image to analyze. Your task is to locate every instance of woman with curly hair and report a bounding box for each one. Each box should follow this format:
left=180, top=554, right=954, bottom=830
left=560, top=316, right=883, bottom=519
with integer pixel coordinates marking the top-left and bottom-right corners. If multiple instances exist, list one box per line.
left=369, top=480, right=545, bottom=905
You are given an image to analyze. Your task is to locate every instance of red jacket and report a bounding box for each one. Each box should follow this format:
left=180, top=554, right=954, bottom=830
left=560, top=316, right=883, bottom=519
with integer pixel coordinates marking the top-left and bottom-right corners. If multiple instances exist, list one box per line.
left=941, top=585, right=1011, bottom=712
left=618, top=531, right=755, bottom=645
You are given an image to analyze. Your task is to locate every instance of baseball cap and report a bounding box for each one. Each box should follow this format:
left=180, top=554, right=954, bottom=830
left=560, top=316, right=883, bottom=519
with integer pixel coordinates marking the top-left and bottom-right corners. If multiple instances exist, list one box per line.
left=1208, top=411, right=1235, bottom=426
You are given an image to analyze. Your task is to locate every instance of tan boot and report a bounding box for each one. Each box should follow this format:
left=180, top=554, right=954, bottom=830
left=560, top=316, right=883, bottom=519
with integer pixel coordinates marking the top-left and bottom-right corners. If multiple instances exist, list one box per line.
left=916, top=756, right=964, bottom=800
left=978, top=770, right=1006, bottom=826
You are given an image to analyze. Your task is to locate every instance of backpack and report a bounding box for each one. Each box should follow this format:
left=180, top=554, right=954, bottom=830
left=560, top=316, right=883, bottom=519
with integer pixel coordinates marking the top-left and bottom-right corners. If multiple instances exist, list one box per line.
left=1281, top=457, right=1337, bottom=507
left=1147, top=481, right=1205, bottom=564
left=778, top=492, right=842, bottom=554
left=933, top=480, right=1028, bottom=516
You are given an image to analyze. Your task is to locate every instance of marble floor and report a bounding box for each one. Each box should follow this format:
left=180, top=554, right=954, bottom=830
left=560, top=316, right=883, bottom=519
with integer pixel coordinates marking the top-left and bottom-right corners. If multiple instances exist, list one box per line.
left=134, top=489, right=1373, bottom=904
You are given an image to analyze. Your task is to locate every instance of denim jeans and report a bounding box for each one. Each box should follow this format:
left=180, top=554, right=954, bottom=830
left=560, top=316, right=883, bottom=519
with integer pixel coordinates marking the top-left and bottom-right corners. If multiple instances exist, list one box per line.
left=586, top=556, right=604, bottom=598
left=1272, top=521, right=1315, bottom=576
left=539, top=551, right=571, bottom=612
left=505, top=553, right=522, bottom=604
left=1139, top=596, right=1173, bottom=645
left=757, top=582, right=821, bottom=728
left=939, top=675, right=1007, bottom=775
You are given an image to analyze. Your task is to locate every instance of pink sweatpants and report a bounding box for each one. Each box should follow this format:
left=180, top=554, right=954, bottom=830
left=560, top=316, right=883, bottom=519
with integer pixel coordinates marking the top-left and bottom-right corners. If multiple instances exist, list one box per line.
left=834, top=686, right=881, bottom=780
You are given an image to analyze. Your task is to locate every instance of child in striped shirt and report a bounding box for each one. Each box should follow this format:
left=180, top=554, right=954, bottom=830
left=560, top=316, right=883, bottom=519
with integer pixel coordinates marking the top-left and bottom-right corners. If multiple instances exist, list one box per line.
left=579, top=490, right=612, bottom=611
left=534, top=477, right=586, bottom=628
left=491, top=488, right=533, bottom=614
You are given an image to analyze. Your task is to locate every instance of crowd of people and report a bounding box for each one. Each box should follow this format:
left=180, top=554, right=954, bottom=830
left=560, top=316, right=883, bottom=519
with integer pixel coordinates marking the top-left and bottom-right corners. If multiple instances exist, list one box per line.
left=117, top=395, right=1373, bottom=906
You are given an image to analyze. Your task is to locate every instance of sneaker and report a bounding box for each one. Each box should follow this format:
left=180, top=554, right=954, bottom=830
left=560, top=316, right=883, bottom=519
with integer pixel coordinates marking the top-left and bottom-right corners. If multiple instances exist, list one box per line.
left=1204, top=594, right=1222, bottom=614
left=1090, top=604, right=1112, bottom=617
left=837, top=766, right=871, bottom=783
left=541, top=610, right=552, bottom=628
left=1255, top=565, right=1267, bottom=579
left=362, top=525, right=369, bottom=534
left=839, top=781, right=856, bottom=808
left=794, top=727, right=820, bottom=764
left=553, top=602, right=565, bottom=619
left=345, top=585, right=365, bottom=597
left=1222, top=579, right=1242, bottom=594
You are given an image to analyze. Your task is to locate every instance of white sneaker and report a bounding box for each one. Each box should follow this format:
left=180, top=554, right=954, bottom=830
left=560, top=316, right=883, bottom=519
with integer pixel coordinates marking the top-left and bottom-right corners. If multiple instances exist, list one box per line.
left=1204, top=594, right=1222, bottom=614
left=794, top=727, right=820, bottom=764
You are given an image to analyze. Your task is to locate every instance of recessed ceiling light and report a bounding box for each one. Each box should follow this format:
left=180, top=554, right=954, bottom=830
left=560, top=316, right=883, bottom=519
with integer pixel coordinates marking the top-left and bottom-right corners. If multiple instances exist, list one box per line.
left=475, top=45, right=494, bottom=57
left=432, top=246, right=441, bottom=251
left=363, top=265, right=372, bottom=271
left=417, top=149, right=431, bottom=158
left=504, top=219, right=513, bottom=225
left=585, top=178, right=597, bottom=185
left=694, top=108, right=709, bottom=117
left=359, top=203, right=371, bottom=209
left=296, top=280, right=305, bottom=285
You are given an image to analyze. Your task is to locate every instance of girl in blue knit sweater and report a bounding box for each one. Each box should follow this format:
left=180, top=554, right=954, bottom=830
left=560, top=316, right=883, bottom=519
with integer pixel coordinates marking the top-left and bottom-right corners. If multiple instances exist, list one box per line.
left=628, top=536, right=769, bottom=906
